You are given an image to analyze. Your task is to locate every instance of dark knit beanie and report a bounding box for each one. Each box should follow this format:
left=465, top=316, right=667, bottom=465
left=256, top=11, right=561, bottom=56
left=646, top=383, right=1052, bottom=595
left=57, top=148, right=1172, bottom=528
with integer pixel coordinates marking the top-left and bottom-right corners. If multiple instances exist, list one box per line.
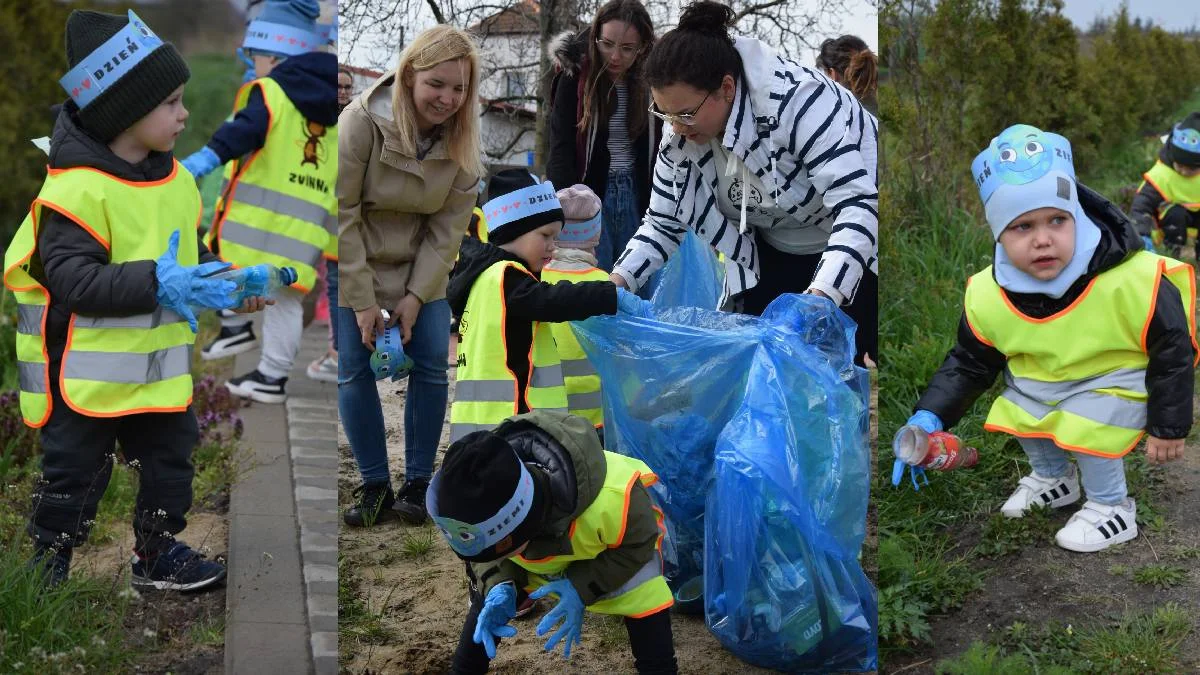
left=65, top=10, right=190, bottom=143
left=1168, top=112, right=1200, bottom=168
left=427, top=430, right=548, bottom=562
left=482, top=169, right=565, bottom=246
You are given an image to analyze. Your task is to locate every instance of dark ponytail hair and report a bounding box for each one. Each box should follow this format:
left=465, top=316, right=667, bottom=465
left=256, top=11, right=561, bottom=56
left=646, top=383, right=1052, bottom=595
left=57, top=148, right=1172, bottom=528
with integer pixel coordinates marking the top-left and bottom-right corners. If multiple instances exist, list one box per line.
left=815, top=35, right=877, bottom=103
left=644, top=1, right=743, bottom=92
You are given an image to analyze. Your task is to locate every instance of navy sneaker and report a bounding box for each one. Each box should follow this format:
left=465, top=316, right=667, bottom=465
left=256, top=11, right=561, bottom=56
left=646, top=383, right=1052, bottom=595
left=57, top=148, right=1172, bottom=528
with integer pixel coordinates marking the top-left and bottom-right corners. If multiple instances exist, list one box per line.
left=393, top=478, right=430, bottom=525
left=28, top=544, right=72, bottom=589
left=131, top=541, right=226, bottom=592
left=343, top=481, right=399, bottom=527
left=225, top=369, right=287, bottom=404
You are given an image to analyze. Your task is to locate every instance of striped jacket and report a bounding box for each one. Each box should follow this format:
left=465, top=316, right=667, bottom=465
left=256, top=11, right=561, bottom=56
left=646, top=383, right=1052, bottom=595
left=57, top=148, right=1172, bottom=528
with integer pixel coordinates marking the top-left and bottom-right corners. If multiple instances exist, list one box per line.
left=611, top=37, right=878, bottom=307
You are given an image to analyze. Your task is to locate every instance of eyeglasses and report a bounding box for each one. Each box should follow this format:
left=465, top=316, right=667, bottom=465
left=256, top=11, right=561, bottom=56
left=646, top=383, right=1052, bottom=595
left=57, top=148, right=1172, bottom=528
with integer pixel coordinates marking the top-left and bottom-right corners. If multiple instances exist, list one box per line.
left=595, top=37, right=642, bottom=58
left=647, top=90, right=712, bottom=127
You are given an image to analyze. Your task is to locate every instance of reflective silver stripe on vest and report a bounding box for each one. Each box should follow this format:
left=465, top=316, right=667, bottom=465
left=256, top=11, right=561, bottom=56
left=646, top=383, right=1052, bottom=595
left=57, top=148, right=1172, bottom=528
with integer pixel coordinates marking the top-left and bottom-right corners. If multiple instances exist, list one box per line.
left=1000, top=386, right=1146, bottom=430
left=18, top=361, right=47, bottom=394
left=17, top=303, right=43, bottom=335
left=73, top=307, right=186, bottom=330
left=594, top=553, right=663, bottom=603
left=567, top=390, right=603, bottom=412
left=1006, top=367, right=1148, bottom=402
left=530, top=363, right=565, bottom=389
left=221, top=219, right=323, bottom=266
left=560, top=357, right=596, bottom=378
left=63, top=344, right=193, bottom=385
left=233, top=183, right=331, bottom=228
left=449, top=422, right=499, bottom=443
left=455, top=380, right=516, bottom=403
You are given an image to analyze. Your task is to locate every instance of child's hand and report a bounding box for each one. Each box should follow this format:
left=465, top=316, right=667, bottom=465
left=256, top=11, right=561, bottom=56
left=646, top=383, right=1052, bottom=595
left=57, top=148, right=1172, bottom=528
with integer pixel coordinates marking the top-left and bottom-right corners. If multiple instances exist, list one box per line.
left=232, top=296, right=273, bottom=314
left=1146, top=435, right=1185, bottom=464
left=609, top=272, right=629, bottom=289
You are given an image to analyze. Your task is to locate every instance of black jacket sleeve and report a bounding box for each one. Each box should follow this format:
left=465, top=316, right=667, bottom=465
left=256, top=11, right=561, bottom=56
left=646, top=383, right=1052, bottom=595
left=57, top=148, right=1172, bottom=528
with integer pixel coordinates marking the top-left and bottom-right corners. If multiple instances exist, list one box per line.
left=39, top=208, right=159, bottom=317
left=545, top=72, right=579, bottom=191
left=205, top=87, right=270, bottom=164
left=1144, top=276, right=1195, bottom=438
left=503, top=269, right=618, bottom=324
left=1129, top=180, right=1165, bottom=236
left=914, top=312, right=1008, bottom=429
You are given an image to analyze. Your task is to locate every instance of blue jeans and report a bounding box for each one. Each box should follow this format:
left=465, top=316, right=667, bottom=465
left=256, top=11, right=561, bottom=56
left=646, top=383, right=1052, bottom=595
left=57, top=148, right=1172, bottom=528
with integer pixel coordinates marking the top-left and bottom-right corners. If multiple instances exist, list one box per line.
left=1018, top=436, right=1128, bottom=505
left=596, top=168, right=641, bottom=272
left=326, top=259, right=339, bottom=350
left=337, top=300, right=450, bottom=484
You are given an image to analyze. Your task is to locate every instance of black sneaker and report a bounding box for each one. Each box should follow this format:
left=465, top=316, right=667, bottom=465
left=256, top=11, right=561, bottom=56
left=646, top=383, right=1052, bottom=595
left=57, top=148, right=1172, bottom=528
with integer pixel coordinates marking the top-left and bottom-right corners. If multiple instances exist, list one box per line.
left=344, top=482, right=399, bottom=527
left=201, top=320, right=257, bottom=361
left=131, top=541, right=226, bottom=592
left=393, top=478, right=430, bottom=525
left=28, top=544, right=72, bottom=589
left=225, top=369, right=287, bottom=404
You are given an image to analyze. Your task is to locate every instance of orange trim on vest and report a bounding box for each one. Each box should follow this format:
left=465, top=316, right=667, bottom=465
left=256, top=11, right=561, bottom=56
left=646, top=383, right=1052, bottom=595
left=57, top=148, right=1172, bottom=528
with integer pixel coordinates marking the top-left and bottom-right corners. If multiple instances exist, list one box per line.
left=983, top=423, right=1143, bottom=458
left=58, top=315, right=193, bottom=418
left=544, top=266, right=606, bottom=276
left=1142, top=261, right=1163, bottom=353
left=626, top=598, right=675, bottom=619
left=34, top=199, right=109, bottom=252
left=212, top=81, right=275, bottom=237
left=1163, top=261, right=1200, bottom=365
left=962, top=277, right=994, bottom=347
left=609, top=471, right=642, bottom=549
left=999, top=276, right=1099, bottom=324
left=47, top=162, right=181, bottom=188
left=516, top=519, right=578, bottom=565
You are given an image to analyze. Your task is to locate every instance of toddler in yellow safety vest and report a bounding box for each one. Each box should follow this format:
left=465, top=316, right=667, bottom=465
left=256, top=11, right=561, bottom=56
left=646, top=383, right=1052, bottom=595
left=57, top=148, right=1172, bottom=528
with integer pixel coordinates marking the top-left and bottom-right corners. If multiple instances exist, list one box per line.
left=444, top=169, right=652, bottom=446
left=3, top=10, right=269, bottom=591
left=1130, top=112, right=1200, bottom=259
left=179, top=0, right=339, bottom=405
left=427, top=410, right=678, bottom=673
left=906, top=124, right=1197, bottom=553
left=541, top=184, right=610, bottom=436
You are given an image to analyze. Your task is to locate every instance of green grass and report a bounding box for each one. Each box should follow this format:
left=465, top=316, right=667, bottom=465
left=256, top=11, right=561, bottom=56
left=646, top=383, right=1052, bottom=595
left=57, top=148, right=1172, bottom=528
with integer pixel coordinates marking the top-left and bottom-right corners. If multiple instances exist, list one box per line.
left=399, top=526, right=438, bottom=558
left=1130, top=564, right=1189, bottom=590
left=337, top=555, right=395, bottom=650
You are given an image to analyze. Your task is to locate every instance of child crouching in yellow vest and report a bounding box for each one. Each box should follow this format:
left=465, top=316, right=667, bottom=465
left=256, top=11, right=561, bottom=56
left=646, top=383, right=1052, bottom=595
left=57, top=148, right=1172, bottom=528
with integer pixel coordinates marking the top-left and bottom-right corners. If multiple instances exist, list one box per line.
left=444, top=169, right=653, bottom=445
left=905, top=124, right=1196, bottom=553
left=540, top=184, right=610, bottom=434
left=2, top=10, right=267, bottom=590
left=427, top=410, right=677, bottom=673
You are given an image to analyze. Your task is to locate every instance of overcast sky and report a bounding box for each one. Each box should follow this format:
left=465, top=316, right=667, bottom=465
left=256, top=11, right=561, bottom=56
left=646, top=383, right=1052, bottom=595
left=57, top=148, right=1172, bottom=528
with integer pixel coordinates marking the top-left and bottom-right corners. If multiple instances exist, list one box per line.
left=1060, top=0, right=1200, bottom=32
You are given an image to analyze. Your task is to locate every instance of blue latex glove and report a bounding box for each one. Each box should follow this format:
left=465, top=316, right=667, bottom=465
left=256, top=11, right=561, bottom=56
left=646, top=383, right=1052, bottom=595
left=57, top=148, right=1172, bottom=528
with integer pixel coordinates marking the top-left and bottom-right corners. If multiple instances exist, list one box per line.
left=154, top=231, right=235, bottom=332
left=1142, top=235, right=1157, bottom=253
left=531, top=579, right=585, bottom=658
left=473, top=582, right=518, bottom=659
left=892, top=410, right=945, bottom=490
left=906, top=409, right=943, bottom=434
left=181, top=146, right=221, bottom=179
left=236, top=47, right=256, bottom=84
left=616, top=287, right=653, bottom=319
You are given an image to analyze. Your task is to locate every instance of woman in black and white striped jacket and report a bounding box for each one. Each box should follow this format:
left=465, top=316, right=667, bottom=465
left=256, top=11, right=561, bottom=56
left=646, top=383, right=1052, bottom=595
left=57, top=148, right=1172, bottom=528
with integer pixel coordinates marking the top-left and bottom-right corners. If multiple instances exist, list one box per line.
left=608, top=1, right=878, bottom=363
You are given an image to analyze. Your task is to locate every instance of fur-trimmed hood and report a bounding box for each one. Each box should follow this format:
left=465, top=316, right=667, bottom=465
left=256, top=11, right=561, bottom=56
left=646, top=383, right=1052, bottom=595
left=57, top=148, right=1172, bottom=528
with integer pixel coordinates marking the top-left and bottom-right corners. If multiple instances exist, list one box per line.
left=548, top=28, right=589, bottom=76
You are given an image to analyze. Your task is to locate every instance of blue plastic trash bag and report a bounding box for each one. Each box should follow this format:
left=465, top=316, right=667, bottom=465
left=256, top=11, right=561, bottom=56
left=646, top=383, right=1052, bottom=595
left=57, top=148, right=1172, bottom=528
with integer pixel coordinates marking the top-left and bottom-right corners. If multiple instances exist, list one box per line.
left=647, top=229, right=725, bottom=311
left=573, top=294, right=875, bottom=671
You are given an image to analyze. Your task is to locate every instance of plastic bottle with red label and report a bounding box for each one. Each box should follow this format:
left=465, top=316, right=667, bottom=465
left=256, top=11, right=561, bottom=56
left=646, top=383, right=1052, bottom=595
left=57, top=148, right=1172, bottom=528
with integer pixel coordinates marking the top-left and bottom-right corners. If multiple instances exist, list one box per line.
left=891, top=426, right=980, bottom=489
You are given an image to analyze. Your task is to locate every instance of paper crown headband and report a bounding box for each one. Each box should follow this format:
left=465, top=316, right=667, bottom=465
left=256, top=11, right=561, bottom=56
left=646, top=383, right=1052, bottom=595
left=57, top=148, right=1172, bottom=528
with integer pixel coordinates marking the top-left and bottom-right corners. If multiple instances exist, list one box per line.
left=59, top=10, right=164, bottom=109
left=483, top=180, right=562, bottom=234
left=427, top=453, right=535, bottom=558
left=243, top=19, right=322, bottom=56
left=1172, top=124, right=1200, bottom=154
left=971, top=124, right=1075, bottom=205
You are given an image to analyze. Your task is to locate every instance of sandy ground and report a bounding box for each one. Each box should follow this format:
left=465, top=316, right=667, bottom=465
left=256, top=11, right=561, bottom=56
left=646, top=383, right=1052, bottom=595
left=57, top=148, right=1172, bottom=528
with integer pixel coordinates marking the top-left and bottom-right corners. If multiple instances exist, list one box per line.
left=338, top=341, right=877, bottom=674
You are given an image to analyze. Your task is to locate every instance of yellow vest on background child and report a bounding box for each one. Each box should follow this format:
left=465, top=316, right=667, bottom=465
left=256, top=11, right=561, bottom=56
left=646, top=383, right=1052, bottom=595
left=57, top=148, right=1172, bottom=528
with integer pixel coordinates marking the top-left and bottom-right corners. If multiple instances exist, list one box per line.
left=540, top=184, right=608, bottom=427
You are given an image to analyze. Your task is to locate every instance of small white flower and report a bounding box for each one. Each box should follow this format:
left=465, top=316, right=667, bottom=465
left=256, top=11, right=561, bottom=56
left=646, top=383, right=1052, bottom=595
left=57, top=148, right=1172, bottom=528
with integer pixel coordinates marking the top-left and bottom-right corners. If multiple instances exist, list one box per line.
left=154, top=508, right=167, bottom=518
left=128, top=459, right=141, bottom=468
left=142, top=628, right=156, bottom=639
left=117, top=587, right=141, bottom=601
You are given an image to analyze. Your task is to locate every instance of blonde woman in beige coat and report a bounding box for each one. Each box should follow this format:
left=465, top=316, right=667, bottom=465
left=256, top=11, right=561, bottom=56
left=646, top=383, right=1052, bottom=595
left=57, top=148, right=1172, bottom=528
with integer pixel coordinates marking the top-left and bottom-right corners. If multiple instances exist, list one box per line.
left=339, top=26, right=485, bottom=528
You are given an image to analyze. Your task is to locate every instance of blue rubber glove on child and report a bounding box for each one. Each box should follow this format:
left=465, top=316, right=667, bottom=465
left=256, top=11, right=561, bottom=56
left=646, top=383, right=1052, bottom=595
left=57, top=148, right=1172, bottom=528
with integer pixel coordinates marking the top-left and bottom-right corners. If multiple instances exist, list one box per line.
left=892, top=409, right=946, bottom=490
left=155, top=231, right=236, bottom=333
left=532, top=579, right=585, bottom=658
left=616, top=287, right=653, bottom=319
left=180, top=146, right=221, bottom=179
left=236, top=47, right=256, bottom=84
left=1142, top=235, right=1157, bottom=253
left=907, top=409, right=943, bottom=434
left=473, top=582, right=518, bottom=659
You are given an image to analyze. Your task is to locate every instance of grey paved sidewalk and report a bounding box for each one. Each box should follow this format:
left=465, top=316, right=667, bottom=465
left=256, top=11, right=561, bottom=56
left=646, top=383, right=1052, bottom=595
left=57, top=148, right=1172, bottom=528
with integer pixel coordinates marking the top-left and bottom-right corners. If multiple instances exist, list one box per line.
left=223, top=315, right=338, bottom=674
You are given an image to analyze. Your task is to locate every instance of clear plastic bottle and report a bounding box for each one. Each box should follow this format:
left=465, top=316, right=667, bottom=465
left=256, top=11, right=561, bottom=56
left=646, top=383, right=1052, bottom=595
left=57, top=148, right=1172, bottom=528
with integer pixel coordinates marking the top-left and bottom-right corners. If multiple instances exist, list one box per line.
left=199, top=264, right=298, bottom=311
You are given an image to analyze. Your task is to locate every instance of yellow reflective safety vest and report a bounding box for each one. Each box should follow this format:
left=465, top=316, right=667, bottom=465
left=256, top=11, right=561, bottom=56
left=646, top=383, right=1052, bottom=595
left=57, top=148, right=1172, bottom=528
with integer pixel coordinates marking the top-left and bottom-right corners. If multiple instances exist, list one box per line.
left=516, top=451, right=674, bottom=618
left=209, top=77, right=337, bottom=292
left=965, top=251, right=1197, bottom=457
left=449, top=261, right=568, bottom=441
left=2, top=164, right=202, bottom=426
left=1143, top=161, right=1200, bottom=217
left=540, top=260, right=609, bottom=427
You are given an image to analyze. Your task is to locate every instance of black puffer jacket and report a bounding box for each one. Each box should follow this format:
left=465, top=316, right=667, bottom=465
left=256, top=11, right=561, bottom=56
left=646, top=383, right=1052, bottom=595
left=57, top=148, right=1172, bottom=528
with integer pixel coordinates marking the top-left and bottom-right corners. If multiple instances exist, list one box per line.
left=446, top=237, right=617, bottom=410
left=31, top=103, right=219, bottom=372
left=1129, top=143, right=1186, bottom=236
left=545, top=29, right=661, bottom=216
left=916, top=184, right=1195, bottom=439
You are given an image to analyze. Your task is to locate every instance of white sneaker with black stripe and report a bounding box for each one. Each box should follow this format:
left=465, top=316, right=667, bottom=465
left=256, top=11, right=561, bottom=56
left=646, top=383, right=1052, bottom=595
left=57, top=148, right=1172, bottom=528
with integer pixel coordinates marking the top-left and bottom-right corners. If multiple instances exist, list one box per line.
left=1055, top=499, right=1137, bottom=553
left=201, top=317, right=257, bottom=361
left=999, top=465, right=1081, bottom=518
left=225, top=369, right=287, bottom=404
